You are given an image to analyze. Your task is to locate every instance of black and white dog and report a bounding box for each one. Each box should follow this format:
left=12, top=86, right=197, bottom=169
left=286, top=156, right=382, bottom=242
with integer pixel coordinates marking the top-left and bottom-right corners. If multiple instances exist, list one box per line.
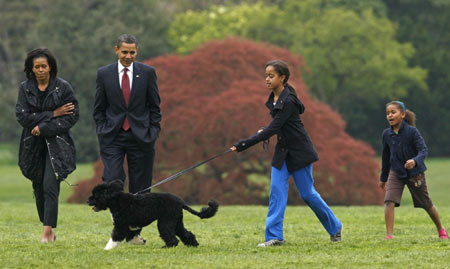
left=87, top=180, right=219, bottom=250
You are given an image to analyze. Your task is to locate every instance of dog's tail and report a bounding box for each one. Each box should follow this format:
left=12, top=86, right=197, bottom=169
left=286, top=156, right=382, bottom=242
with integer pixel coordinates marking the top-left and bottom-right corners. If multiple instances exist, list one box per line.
left=183, top=200, right=219, bottom=219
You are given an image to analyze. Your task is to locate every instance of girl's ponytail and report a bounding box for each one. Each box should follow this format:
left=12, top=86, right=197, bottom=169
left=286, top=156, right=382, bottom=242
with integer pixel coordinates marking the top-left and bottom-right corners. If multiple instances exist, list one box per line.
left=404, top=109, right=416, bottom=127
left=285, top=82, right=297, bottom=96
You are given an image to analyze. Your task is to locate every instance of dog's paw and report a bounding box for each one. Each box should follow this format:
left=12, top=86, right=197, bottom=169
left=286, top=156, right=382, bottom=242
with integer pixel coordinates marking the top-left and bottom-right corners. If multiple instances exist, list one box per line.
left=127, top=235, right=146, bottom=245
left=104, top=238, right=121, bottom=250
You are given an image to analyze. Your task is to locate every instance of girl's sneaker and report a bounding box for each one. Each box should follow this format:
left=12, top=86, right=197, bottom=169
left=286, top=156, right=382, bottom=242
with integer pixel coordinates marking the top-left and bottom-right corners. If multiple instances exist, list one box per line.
left=257, top=239, right=285, bottom=247
left=438, top=229, right=448, bottom=239
left=385, top=235, right=393, bottom=240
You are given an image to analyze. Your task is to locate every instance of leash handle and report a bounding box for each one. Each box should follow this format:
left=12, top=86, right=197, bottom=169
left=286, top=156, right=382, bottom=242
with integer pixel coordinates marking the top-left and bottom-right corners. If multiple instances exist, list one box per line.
left=135, top=149, right=232, bottom=194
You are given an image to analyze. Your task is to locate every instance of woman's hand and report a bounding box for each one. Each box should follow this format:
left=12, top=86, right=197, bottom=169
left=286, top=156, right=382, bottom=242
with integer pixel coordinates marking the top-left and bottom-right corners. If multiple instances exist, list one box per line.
left=379, top=181, right=386, bottom=190
left=230, top=146, right=237, bottom=151
left=31, top=126, right=40, bottom=136
left=53, top=102, right=74, bottom=117
left=404, top=159, right=416, bottom=170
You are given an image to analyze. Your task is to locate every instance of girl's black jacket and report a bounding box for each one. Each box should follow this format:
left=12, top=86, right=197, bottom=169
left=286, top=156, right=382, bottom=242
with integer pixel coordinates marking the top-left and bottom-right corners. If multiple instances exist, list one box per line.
left=16, top=77, right=79, bottom=181
left=235, top=87, right=318, bottom=172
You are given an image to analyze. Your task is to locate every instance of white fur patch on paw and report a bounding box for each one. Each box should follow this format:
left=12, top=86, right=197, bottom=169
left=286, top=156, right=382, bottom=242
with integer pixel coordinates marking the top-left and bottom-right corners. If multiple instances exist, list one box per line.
left=104, top=238, right=121, bottom=250
left=128, top=235, right=146, bottom=245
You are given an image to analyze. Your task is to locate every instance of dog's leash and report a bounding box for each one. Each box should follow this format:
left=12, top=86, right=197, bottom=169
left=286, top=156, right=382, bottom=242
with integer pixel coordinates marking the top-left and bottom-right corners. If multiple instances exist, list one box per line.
left=134, top=149, right=232, bottom=194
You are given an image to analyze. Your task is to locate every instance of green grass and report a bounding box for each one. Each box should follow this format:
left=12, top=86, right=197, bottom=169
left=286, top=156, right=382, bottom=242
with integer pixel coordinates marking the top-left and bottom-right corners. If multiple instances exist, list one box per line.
left=0, top=152, right=449, bottom=268
left=0, top=163, right=94, bottom=203
left=0, top=203, right=449, bottom=268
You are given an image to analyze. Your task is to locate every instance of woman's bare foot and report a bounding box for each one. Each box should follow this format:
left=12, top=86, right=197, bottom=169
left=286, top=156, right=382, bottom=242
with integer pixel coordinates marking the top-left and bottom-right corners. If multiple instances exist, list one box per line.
left=41, top=226, right=55, bottom=243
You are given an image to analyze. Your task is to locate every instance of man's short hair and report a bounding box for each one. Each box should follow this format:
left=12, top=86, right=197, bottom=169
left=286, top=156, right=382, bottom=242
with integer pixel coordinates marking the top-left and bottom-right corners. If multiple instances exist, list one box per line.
left=116, top=34, right=138, bottom=48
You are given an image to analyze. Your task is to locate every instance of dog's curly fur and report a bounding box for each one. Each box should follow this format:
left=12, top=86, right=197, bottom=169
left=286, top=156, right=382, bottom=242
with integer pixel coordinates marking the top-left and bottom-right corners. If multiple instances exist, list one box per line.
left=87, top=180, right=218, bottom=249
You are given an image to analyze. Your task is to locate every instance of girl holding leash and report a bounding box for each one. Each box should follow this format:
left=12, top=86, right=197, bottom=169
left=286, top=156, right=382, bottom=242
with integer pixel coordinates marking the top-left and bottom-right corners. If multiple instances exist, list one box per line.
left=380, top=101, right=448, bottom=239
left=231, top=60, right=342, bottom=247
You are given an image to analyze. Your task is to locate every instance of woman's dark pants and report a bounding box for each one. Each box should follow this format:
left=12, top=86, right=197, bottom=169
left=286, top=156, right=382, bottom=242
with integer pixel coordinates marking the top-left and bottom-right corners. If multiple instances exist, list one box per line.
left=33, top=149, right=60, bottom=228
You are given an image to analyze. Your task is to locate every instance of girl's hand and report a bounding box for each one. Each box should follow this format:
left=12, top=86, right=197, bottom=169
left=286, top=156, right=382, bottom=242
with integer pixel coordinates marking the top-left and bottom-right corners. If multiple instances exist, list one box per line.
left=404, top=159, right=416, bottom=170
left=230, top=146, right=237, bottom=151
left=53, top=103, right=74, bottom=117
left=31, top=126, right=40, bottom=136
left=379, top=181, right=386, bottom=190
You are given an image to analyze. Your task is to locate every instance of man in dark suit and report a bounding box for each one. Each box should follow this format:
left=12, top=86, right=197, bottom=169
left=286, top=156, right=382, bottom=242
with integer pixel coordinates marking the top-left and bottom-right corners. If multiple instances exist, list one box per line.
left=93, top=34, right=161, bottom=197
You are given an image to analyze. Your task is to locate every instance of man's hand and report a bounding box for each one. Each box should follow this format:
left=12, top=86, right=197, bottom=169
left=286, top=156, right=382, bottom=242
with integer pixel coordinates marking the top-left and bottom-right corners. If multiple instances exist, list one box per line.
left=379, top=181, right=386, bottom=190
left=53, top=103, right=74, bottom=117
left=230, top=146, right=237, bottom=151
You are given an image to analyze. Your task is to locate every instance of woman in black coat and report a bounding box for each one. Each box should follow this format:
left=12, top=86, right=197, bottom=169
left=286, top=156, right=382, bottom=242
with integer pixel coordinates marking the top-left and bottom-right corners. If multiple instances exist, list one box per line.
left=231, top=60, right=342, bottom=247
left=16, top=48, right=79, bottom=243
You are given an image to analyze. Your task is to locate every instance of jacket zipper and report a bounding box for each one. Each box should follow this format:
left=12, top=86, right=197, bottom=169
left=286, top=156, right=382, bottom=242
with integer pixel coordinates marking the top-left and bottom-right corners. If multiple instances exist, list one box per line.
left=45, top=138, right=59, bottom=180
left=56, top=135, right=71, bottom=146
left=42, top=87, right=59, bottom=108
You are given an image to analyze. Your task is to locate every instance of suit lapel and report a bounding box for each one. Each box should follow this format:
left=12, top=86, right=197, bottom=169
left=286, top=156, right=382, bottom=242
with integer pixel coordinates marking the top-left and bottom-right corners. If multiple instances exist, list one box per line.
left=129, top=62, right=141, bottom=105
left=110, top=62, right=126, bottom=108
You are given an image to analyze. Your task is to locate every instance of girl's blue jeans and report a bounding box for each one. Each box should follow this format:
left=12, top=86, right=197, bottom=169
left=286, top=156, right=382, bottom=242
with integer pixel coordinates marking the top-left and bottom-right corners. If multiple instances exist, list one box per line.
left=265, top=162, right=342, bottom=241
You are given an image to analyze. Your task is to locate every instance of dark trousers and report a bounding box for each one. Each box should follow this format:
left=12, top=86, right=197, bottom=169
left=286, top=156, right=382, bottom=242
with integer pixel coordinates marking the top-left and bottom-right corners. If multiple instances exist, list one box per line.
left=100, top=129, right=155, bottom=193
left=33, top=149, right=60, bottom=228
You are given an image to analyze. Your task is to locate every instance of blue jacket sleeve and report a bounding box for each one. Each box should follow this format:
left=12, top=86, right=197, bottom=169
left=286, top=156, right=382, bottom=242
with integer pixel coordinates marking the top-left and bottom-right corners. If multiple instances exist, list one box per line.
left=411, top=128, right=427, bottom=168
left=380, top=131, right=391, bottom=182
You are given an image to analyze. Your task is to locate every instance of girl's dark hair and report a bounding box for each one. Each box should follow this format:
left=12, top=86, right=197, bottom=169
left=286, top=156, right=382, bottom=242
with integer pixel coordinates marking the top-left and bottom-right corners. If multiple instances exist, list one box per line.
left=23, top=48, right=58, bottom=79
left=386, top=101, right=416, bottom=126
left=265, top=60, right=297, bottom=96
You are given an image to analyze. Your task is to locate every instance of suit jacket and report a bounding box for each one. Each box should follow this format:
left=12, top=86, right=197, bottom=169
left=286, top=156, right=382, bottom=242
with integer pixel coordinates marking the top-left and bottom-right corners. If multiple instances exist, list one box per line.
left=93, top=61, right=161, bottom=148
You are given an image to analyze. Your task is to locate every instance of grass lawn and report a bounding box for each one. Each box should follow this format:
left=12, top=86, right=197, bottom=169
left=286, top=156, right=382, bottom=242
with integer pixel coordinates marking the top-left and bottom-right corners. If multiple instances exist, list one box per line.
left=0, top=157, right=449, bottom=268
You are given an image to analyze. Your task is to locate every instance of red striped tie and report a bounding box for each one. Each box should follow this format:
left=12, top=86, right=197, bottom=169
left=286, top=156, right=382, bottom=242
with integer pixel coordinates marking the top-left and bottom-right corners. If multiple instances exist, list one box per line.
left=122, top=68, right=130, bottom=131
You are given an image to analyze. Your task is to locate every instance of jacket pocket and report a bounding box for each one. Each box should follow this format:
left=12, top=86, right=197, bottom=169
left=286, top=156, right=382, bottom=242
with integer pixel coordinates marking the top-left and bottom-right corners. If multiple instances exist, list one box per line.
left=22, top=136, right=34, bottom=149
left=19, top=135, right=44, bottom=181
left=50, top=135, right=76, bottom=180
left=56, top=135, right=75, bottom=161
left=286, top=135, right=306, bottom=150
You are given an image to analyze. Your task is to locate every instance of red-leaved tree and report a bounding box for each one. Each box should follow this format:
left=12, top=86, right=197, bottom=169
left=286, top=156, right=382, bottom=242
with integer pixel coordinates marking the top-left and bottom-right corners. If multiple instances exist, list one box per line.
left=69, top=38, right=383, bottom=205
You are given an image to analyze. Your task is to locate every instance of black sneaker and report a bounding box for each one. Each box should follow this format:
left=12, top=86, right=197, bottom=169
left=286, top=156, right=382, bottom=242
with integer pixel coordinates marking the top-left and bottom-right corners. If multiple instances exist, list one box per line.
left=257, top=239, right=285, bottom=247
left=330, top=224, right=343, bottom=242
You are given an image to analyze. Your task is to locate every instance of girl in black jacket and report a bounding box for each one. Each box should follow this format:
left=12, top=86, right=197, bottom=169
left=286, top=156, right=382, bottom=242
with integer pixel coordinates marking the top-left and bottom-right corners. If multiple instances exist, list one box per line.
left=231, top=60, right=342, bottom=247
left=16, top=48, right=79, bottom=243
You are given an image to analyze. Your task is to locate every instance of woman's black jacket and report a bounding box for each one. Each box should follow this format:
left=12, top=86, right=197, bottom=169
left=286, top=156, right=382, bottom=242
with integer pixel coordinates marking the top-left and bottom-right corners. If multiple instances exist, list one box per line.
left=234, top=87, right=318, bottom=172
left=16, top=77, right=79, bottom=181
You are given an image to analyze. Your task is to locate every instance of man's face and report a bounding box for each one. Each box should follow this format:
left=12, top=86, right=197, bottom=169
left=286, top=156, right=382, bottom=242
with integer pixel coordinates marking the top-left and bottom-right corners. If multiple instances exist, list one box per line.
left=115, top=42, right=138, bottom=67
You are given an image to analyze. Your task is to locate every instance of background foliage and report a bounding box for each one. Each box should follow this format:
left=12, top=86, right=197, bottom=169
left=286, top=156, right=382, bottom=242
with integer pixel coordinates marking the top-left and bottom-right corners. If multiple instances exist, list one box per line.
left=1, top=0, right=449, bottom=159
left=383, top=0, right=450, bottom=155
left=167, top=0, right=432, bottom=153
